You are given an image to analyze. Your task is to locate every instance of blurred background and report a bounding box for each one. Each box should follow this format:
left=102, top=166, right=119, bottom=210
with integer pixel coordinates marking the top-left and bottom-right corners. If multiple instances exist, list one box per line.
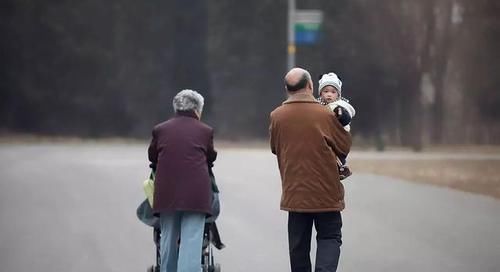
left=1, top=2, right=500, bottom=271
left=1, top=0, right=499, bottom=148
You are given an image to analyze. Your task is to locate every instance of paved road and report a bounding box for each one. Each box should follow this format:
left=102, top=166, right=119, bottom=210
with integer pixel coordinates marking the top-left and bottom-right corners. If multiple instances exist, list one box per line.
left=1, top=143, right=499, bottom=272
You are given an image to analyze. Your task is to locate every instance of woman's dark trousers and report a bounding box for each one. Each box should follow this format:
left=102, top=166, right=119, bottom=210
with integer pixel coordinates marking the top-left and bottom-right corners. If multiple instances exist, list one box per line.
left=288, top=211, right=342, bottom=272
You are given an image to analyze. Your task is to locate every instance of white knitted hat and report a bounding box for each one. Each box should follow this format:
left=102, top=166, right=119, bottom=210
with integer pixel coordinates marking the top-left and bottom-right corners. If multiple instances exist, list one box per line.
left=318, top=72, right=342, bottom=96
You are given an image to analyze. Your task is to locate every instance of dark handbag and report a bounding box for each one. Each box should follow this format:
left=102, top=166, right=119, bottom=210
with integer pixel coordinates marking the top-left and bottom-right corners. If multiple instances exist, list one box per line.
left=136, top=199, right=160, bottom=228
left=207, top=175, right=221, bottom=223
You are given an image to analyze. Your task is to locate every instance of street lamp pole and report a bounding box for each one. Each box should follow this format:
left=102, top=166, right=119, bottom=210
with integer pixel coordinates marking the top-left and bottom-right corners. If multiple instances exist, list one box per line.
left=287, top=0, right=296, bottom=70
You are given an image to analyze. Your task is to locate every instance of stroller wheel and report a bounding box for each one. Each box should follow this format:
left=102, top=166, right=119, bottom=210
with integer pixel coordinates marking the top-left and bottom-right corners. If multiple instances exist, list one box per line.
left=147, top=265, right=158, bottom=272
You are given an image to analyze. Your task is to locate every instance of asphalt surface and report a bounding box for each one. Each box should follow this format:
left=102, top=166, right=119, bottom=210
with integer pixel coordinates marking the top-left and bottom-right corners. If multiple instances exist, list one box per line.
left=1, top=143, right=499, bottom=272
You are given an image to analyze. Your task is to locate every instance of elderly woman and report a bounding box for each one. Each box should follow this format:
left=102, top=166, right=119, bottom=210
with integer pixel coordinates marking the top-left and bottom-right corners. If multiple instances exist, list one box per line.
left=148, top=89, right=217, bottom=272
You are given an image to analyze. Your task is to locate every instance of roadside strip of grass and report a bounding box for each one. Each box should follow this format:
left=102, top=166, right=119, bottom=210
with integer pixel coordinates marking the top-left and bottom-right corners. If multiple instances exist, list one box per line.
left=350, top=159, right=500, bottom=199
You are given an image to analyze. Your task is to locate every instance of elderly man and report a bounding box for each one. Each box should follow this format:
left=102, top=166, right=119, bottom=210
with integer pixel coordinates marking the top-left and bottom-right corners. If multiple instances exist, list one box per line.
left=269, top=68, right=352, bottom=272
left=148, top=89, right=216, bottom=272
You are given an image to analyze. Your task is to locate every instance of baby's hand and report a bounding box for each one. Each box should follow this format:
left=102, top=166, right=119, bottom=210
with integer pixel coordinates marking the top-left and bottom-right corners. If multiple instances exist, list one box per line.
left=332, top=106, right=351, bottom=126
left=327, top=99, right=356, bottom=119
left=335, top=106, right=343, bottom=117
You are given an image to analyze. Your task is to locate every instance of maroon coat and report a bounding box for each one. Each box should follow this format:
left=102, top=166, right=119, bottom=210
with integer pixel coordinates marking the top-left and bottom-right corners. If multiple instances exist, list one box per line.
left=148, top=111, right=217, bottom=215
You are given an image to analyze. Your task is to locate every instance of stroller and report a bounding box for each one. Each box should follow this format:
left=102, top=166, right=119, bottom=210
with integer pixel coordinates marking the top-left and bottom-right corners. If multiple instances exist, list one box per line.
left=144, top=220, right=224, bottom=272
left=137, top=175, right=224, bottom=272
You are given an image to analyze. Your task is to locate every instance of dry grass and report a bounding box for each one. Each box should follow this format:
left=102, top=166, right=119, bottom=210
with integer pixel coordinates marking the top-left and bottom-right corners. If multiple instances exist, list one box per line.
left=350, top=159, right=500, bottom=199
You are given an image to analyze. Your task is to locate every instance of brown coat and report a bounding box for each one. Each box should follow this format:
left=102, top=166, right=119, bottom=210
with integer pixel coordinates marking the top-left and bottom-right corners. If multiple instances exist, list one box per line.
left=148, top=111, right=217, bottom=215
left=269, top=92, right=352, bottom=212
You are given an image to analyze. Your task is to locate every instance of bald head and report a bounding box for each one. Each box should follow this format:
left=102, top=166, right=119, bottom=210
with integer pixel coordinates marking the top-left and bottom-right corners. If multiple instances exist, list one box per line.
left=284, top=67, right=313, bottom=93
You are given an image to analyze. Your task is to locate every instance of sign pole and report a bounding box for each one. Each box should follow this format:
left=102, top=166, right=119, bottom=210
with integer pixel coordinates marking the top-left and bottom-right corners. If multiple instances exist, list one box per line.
left=287, top=0, right=296, bottom=70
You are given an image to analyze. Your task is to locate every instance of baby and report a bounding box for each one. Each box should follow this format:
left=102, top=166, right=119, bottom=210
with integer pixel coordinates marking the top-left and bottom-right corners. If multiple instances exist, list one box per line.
left=318, top=72, right=356, bottom=180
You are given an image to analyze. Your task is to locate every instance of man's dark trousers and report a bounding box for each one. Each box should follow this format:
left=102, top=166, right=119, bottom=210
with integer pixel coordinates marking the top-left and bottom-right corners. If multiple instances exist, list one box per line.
left=288, top=211, right=342, bottom=272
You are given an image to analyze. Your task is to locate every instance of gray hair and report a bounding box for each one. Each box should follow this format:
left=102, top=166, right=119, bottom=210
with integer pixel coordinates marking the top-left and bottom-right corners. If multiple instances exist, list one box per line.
left=173, top=89, right=205, bottom=114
